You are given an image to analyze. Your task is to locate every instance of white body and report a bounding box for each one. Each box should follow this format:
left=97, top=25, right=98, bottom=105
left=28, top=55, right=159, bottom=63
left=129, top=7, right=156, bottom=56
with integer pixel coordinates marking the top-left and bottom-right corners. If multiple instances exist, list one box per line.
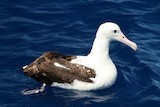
left=51, top=55, right=117, bottom=91
left=51, top=22, right=137, bottom=90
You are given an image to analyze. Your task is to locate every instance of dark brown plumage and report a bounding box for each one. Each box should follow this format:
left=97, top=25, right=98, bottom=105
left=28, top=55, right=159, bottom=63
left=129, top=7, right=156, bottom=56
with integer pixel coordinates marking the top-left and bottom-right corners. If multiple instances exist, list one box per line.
left=23, top=52, right=96, bottom=86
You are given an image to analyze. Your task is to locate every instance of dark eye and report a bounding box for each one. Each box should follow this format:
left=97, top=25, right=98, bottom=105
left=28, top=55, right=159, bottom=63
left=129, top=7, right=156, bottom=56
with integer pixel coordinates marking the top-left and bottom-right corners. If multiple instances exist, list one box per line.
left=114, top=30, right=117, bottom=33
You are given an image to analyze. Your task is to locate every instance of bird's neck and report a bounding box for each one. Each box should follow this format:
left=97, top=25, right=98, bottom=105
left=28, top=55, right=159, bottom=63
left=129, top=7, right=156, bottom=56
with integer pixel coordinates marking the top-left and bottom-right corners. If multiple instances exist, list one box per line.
left=88, top=36, right=110, bottom=59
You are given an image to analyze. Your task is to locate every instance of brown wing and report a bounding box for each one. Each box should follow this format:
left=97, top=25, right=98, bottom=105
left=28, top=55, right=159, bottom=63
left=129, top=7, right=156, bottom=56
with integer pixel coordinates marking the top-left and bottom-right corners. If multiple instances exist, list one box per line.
left=23, top=51, right=96, bottom=85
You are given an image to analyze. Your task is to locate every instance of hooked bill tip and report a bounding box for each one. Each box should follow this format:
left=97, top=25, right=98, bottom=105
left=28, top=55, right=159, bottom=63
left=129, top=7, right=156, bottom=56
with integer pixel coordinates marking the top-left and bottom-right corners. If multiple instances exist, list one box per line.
left=131, top=42, right=138, bottom=51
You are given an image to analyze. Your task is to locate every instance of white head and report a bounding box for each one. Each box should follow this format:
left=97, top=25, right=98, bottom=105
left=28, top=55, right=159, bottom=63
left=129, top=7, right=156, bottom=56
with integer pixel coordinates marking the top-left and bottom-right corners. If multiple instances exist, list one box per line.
left=96, top=22, right=137, bottom=51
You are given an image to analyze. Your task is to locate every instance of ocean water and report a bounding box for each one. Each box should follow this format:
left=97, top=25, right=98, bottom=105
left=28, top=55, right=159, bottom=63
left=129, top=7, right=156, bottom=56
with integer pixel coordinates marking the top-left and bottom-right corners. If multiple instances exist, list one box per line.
left=0, top=0, right=160, bottom=107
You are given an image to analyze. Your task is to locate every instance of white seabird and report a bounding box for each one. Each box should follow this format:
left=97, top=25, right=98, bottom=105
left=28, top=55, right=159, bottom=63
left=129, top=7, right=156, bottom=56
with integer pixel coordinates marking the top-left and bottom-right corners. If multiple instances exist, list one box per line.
left=22, top=22, right=137, bottom=95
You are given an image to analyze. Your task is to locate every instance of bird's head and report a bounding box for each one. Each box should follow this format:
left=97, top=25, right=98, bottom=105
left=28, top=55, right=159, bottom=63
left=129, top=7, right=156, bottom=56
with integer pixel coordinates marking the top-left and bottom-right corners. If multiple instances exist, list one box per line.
left=96, top=22, right=137, bottom=51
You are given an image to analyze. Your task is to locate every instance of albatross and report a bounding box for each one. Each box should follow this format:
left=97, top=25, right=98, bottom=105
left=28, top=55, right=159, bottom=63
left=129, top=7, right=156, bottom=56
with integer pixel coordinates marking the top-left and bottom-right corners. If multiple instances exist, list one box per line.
left=22, top=22, right=137, bottom=95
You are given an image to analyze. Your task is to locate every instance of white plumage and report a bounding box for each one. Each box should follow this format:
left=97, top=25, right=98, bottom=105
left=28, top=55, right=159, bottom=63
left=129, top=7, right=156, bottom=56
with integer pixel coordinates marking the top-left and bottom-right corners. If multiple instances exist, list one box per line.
left=51, top=22, right=137, bottom=90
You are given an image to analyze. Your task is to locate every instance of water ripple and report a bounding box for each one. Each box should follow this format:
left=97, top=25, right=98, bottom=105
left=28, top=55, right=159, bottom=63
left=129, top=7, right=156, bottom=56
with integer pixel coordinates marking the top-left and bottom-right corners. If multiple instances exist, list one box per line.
left=0, top=0, right=160, bottom=107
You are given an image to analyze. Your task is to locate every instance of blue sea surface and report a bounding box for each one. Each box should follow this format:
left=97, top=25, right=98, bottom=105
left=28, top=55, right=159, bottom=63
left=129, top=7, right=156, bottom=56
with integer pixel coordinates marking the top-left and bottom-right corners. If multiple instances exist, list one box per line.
left=0, top=0, right=160, bottom=107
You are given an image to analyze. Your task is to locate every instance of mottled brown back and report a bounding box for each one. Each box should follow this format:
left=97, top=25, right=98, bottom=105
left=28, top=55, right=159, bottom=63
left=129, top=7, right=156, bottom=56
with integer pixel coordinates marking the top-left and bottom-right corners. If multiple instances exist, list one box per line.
left=23, top=52, right=96, bottom=85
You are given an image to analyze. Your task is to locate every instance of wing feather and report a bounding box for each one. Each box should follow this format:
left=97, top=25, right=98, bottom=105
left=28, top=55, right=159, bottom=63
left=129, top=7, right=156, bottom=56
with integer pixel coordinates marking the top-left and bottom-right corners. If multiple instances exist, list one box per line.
left=23, top=52, right=96, bottom=85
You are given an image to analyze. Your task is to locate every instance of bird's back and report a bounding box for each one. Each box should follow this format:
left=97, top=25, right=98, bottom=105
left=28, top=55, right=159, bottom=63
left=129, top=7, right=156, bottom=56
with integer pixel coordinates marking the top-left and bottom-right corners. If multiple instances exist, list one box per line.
left=23, top=51, right=96, bottom=85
